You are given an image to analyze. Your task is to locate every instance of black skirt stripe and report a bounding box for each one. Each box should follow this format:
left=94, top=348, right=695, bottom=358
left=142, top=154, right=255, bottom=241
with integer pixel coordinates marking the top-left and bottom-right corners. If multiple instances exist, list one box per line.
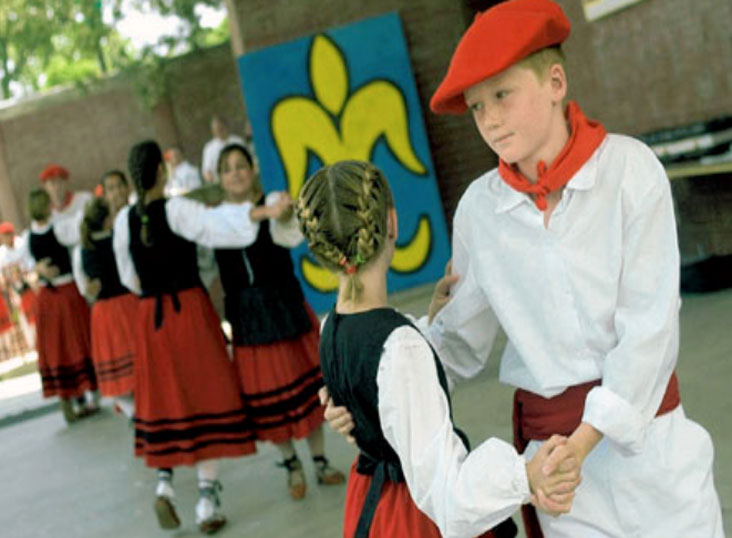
left=135, top=434, right=257, bottom=457
left=243, top=378, right=322, bottom=418
left=250, top=398, right=323, bottom=431
left=134, top=408, right=248, bottom=428
left=240, top=365, right=322, bottom=400
left=135, top=418, right=253, bottom=445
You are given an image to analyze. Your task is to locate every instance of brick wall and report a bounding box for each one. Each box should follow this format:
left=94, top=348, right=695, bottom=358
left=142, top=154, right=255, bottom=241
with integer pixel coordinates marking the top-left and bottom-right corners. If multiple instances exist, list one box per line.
left=0, top=43, right=245, bottom=226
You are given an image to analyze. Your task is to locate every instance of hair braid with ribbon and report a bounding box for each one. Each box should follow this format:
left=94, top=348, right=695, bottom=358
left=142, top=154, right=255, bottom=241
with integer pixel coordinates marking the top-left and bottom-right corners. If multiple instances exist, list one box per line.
left=296, top=160, right=393, bottom=302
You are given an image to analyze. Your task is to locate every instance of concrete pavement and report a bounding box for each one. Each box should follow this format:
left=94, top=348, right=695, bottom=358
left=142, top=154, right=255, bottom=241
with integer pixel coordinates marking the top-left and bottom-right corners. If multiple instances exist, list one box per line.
left=0, top=283, right=729, bottom=537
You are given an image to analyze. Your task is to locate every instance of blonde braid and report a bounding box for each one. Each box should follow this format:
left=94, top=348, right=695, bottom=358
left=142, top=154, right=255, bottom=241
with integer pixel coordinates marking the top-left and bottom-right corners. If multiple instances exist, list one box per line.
left=296, top=161, right=393, bottom=303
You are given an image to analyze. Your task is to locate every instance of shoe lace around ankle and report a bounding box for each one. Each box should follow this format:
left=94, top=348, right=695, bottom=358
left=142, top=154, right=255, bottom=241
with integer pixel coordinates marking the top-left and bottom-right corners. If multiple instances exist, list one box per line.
left=198, top=480, right=223, bottom=507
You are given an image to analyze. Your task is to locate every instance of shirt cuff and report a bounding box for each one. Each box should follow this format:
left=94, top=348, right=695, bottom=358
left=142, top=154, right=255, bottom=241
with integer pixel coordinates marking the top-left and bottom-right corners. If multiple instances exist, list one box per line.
left=582, top=386, right=646, bottom=455
left=513, top=453, right=532, bottom=505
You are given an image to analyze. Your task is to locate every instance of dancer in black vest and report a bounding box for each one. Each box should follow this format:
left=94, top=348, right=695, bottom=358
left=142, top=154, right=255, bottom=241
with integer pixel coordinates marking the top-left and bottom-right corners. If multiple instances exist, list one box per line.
left=24, top=189, right=96, bottom=424
left=297, top=161, right=578, bottom=537
left=80, top=185, right=137, bottom=417
left=210, top=143, right=344, bottom=499
left=113, top=140, right=258, bottom=534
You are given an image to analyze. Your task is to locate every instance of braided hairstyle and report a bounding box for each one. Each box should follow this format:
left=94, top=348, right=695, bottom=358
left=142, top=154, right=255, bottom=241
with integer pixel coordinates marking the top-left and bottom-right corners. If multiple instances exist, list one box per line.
left=80, top=197, right=110, bottom=250
left=296, top=160, right=394, bottom=302
left=127, top=140, right=163, bottom=247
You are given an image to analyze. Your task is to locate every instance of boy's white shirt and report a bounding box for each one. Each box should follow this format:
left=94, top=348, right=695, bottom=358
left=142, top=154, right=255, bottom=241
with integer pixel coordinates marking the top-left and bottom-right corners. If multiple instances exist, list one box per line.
left=427, top=134, right=680, bottom=455
left=113, top=193, right=302, bottom=295
left=319, top=313, right=529, bottom=537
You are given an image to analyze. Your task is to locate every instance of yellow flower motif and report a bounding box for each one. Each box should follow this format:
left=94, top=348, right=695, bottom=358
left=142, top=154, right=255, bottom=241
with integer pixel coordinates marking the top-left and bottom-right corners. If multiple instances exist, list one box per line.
left=272, top=34, right=432, bottom=292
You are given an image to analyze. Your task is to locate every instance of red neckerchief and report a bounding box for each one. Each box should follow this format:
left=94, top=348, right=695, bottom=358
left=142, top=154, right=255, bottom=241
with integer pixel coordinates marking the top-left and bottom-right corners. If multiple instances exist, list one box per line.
left=498, top=101, right=606, bottom=211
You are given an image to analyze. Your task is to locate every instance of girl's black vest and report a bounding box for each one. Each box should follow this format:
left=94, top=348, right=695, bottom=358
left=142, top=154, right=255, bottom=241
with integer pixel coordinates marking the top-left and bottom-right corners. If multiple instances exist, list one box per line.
left=214, top=198, right=310, bottom=346
left=81, top=235, right=129, bottom=300
left=128, top=200, right=202, bottom=328
left=320, top=308, right=467, bottom=537
left=29, top=226, right=72, bottom=277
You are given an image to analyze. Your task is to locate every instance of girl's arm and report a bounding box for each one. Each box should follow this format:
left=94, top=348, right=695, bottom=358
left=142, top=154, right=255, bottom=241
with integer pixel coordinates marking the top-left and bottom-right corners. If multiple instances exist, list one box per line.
left=165, top=197, right=259, bottom=249
left=112, top=206, right=141, bottom=295
left=377, top=325, right=529, bottom=538
left=266, top=191, right=304, bottom=248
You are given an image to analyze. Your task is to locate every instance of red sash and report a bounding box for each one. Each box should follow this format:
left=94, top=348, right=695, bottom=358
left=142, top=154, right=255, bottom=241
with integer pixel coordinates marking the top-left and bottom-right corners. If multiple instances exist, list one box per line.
left=513, top=372, right=680, bottom=538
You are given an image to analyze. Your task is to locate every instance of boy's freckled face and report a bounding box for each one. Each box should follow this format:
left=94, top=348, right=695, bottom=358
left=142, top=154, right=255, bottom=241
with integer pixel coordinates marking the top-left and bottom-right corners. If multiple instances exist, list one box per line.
left=464, top=64, right=556, bottom=170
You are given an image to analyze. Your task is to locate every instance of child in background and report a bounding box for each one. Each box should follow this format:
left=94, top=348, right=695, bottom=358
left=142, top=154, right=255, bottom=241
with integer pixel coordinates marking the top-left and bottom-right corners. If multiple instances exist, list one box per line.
left=24, top=189, right=97, bottom=423
left=297, top=160, right=580, bottom=538
left=80, top=195, right=137, bottom=419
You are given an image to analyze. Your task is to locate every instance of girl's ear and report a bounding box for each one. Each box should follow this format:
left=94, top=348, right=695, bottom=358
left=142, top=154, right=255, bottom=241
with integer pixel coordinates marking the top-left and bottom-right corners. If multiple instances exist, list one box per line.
left=387, top=207, right=398, bottom=240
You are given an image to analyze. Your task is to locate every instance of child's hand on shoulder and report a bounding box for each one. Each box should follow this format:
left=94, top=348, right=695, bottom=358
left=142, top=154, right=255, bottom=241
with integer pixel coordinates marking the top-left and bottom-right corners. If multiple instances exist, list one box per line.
left=428, top=260, right=459, bottom=323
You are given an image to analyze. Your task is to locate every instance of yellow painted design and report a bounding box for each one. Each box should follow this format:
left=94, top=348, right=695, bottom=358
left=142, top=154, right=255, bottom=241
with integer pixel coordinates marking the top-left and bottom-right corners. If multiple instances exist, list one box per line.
left=272, top=34, right=431, bottom=292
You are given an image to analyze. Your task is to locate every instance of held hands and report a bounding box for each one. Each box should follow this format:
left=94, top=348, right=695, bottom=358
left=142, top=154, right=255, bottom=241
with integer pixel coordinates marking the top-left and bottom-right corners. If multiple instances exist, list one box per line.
left=86, top=278, right=102, bottom=299
left=35, top=257, right=60, bottom=280
left=319, top=386, right=356, bottom=445
left=270, top=192, right=294, bottom=221
left=525, top=435, right=582, bottom=517
left=428, top=260, right=460, bottom=324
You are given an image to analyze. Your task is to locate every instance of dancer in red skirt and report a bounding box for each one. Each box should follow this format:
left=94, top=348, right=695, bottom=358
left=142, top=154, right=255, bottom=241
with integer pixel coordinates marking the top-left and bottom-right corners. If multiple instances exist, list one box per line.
left=297, top=161, right=579, bottom=538
left=0, top=222, right=36, bottom=351
left=210, top=143, right=344, bottom=500
left=113, top=140, right=259, bottom=534
left=80, top=190, right=137, bottom=415
left=24, top=189, right=97, bottom=424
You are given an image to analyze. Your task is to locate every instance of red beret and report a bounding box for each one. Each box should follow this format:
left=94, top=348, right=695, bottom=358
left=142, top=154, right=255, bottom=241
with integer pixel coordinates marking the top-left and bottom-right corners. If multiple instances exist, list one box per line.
left=0, top=221, right=14, bottom=235
left=430, top=0, right=570, bottom=115
left=39, top=163, right=70, bottom=182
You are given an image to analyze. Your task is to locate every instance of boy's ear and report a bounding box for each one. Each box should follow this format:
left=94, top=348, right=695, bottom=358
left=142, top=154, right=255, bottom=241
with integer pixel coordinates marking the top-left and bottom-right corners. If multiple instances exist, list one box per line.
left=548, top=63, right=568, bottom=103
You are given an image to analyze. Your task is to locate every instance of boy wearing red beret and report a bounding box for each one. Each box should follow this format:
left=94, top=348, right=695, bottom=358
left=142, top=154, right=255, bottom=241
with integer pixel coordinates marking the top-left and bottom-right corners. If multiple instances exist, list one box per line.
left=324, top=1, right=724, bottom=537
left=427, top=1, right=724, bottom=537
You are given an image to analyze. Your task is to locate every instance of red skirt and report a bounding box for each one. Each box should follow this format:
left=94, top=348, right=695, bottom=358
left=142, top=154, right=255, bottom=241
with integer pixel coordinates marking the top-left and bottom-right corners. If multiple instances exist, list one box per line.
left=133, top=287, right=256, bottom=468
left=20, top=289, right=36, bottom=324
left=90, top=293, right=137, bottom=397
left=35, top=282, right=96, bottom=398
left=0, top=294, right=11, bottom=333
left=343, top=459, right=500, bottom=537
left=233, top=303, right=324, bottom=443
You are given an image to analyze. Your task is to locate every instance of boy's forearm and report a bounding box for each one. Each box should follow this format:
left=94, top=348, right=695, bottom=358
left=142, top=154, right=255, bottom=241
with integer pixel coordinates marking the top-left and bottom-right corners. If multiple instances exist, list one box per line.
left=569, top=422, right=603, bottom=462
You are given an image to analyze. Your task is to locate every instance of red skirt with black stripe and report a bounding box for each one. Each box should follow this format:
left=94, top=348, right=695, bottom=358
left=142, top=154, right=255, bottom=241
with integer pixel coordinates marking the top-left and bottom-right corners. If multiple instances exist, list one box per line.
left=35, top=282, right=96, bottom=398
left=233, top=303, right=324, bottom=443
left=90, top=293, right=137, bottom=397
left=0, top=293, right=11, bottom=333
left=344, top=459, right=502, bottom=538
left=133, top=287, right=256, bottom=468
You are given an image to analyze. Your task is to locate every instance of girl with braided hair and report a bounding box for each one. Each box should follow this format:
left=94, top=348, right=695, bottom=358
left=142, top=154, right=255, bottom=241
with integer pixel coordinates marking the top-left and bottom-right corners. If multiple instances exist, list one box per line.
left=113, top=140, right=261, bottom=534
left=208, top=143, right=344, bottom=500
left=297, top=161, right=578, bottom=538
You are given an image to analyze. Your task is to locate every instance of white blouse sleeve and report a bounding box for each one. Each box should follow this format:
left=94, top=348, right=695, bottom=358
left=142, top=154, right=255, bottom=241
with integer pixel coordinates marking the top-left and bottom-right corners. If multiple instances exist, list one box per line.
left=165, top=197, right=259, bottom=249
left=582, top=163, right=680, bottom=454
left=112, top=206, right=141, bottom=295
left=266, top=192, right=303, bottom=248
left=71, top=245, right=91, bottom=300
left=424, top=220, right=501, bottom=387
left=52, top=211, right=83, bottom=247
left=377, top=326, right=529, bottom=538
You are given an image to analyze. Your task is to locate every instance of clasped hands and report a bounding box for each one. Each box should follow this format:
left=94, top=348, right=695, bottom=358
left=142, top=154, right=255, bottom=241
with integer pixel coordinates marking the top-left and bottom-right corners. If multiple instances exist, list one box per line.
left=319, top=387, right=584, bottom=517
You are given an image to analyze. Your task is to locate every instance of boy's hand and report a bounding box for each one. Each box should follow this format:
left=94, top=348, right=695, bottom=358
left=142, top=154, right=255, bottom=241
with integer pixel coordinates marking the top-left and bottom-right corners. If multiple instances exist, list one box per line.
left=35, top=258, right=59, bottom=280
left=526, top=435, right=581, bottom=516
left=541, top=422, right=602, bottom=477
left=319, top=386, right=356, bottom=445
left=428, top=260, right=459, bottom=323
